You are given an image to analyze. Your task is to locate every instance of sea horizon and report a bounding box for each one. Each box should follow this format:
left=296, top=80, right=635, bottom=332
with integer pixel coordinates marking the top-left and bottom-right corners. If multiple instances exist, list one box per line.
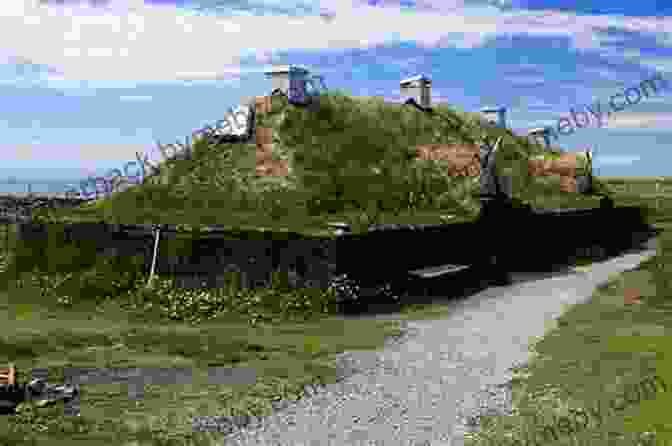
left=0, top=180, right=83, bottom=195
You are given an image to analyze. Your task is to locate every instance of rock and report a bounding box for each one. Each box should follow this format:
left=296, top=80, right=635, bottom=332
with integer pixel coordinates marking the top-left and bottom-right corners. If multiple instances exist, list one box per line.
left=414, top=144, right=481, bottom=177
left=0, top=399, right=17, bottom=414
left=559, top=176, right=578, bottom=193
left=624, top=287, right=642, bottom=305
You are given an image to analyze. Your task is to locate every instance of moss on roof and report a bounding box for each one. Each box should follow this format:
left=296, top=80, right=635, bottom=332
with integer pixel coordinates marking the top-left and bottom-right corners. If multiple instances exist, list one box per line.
left=33, top=90, right=610, bottom=234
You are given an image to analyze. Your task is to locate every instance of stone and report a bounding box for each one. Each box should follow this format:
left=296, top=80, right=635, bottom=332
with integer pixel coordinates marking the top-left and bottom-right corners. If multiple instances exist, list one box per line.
left=559, top=176, right=578, bottom=193
left=414, top=143, right=481, bottom=177
left=0, top=399, right=17, bottom=414
left=255, top=127, right=274, bottom=147
left=576, top=175, right=592, bottom=194
left=624, top=287, right=642, bottom=305
left=255, top=143, right=289, bottom=177
left=254, top=96, right=273, bottom=115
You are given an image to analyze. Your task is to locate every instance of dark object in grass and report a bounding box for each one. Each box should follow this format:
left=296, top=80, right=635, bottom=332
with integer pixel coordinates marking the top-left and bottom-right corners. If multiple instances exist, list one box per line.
left=328, top=272, right=405, bottom=314
left=0, top=378, right=79, bottom=415
left=0, top=383, right=24, bottom=414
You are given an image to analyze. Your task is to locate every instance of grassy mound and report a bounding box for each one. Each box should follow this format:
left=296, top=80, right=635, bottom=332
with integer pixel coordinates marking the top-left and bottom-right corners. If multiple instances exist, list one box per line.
left=33, top=90, right=609, bottom=233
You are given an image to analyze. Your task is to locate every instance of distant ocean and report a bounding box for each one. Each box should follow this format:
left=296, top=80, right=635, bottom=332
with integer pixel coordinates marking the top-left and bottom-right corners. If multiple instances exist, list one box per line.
left=0, top=180, right=82, bottom=195
left=0, top=167, right=132, bottom=196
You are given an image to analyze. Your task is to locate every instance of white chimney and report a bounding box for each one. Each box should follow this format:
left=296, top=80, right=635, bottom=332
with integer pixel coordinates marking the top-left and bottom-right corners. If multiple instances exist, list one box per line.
left=528, top=127, right=551, bottom=148
left=264, top=65, right=311, bottom=103
left=400, top=74, right=432, bottom=108
left=480, top=106, right=507, bottom=128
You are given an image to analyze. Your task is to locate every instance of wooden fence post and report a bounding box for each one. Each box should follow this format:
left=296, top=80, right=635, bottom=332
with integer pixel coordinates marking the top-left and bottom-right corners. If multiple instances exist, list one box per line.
left=0, top=363, right=15, bottom=385
left=146, top=224, right=161, bottom=289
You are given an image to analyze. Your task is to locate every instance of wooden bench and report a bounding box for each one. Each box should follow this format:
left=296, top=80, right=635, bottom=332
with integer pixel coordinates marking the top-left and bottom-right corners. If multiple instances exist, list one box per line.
left=0, top=364, right=15, bottom=386
left=408, top=264, right=471, bottom=279
left=407, top=264, right=474, bottom=297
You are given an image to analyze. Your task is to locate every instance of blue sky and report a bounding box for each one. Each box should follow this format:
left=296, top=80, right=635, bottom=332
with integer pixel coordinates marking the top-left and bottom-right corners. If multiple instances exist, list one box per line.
left=2, top=0, right=672, bottom=182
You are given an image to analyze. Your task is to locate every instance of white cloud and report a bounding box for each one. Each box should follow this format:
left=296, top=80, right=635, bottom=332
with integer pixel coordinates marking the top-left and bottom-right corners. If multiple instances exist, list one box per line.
left=631, top=56, right=672, bottom=78
left=2, top=142, right=152, bottom=169
left=605, top=112, right=672, bottom=130
left=119, top=94, right=152, bottom=102
left=639, top=94, right=671, bottom=104
left=594, top=155, right=641, bottom=165
left=2, top=0, right=671, bottom=87
left=0, top=0, right=670, bottom=109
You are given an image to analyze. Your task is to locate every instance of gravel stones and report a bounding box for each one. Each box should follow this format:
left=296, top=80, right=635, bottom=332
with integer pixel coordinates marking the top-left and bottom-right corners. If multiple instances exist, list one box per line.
left=220, top=245, right=656, bottom=446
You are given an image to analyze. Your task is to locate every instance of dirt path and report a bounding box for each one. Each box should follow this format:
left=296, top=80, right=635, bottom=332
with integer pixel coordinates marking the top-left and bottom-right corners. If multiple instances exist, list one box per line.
left=222, top=240, right=658, bottom=446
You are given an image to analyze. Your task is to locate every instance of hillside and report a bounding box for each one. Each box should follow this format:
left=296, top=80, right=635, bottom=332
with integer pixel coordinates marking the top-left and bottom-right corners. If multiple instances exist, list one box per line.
left=31, top=90, right=610, bottom=234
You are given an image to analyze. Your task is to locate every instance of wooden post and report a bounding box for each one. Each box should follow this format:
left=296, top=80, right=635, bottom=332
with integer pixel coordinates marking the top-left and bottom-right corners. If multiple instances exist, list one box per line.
left=147, top=225, right=161, bottom=289
left=0, top=363, right=16, bottom=385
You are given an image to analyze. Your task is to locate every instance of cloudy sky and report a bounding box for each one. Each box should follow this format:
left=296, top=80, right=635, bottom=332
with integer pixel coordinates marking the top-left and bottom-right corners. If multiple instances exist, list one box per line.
left=2, top=0, right=672, bottom=182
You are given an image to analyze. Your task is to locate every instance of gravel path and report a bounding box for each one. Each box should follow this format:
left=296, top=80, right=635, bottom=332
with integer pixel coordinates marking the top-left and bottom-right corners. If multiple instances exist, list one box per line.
left=221, top=240, right=657, bottom=446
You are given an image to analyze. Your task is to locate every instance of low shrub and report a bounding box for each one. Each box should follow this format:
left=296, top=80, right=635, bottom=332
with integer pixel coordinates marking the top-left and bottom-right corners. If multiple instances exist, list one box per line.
left=16, top=263, right=404, bottom=323
left=326, top=272, right=402, bottom=314
left=11, top=234, right=404, bottom=322
left=115, top=269, right=341, bottom=325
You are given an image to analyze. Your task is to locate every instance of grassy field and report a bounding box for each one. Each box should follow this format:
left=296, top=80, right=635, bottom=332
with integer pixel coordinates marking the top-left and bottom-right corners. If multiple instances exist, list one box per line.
left=0, top=175, right=645, bottom=446
left=0, top=271, right=412, bottom=446
left=464, top=176, right=672, bottom=446
left=0, top=212, right=471, bottom=446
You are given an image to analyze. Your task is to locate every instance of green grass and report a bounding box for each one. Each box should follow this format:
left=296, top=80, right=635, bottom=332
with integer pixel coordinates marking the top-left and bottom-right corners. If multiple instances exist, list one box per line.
left=464, top=177, right=672, bottom=446
left=0, top=275, right=408, bottom=446
left=30, top=91, right=607, bottom=234
left=0, top=222, right=460, bottom=446
left=600, top=176, right=672, bottom=185
left=0, top=95, right=634, bottom=445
